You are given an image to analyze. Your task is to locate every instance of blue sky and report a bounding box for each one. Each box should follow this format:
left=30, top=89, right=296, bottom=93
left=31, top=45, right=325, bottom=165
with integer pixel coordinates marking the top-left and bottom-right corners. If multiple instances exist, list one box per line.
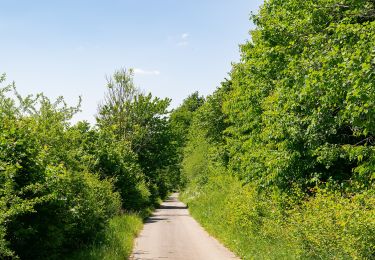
left=1, top=0, right=263, bottom=123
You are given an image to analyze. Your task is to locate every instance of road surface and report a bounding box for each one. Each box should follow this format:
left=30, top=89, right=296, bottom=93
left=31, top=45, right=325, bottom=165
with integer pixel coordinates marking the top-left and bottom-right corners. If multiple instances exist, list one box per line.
left=130, top=193, right=239, bottom=260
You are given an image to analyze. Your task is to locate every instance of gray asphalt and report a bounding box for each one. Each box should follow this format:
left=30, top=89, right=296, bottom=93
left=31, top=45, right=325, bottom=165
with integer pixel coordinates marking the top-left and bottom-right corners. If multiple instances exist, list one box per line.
left=130, top=193, right=239, bottom=260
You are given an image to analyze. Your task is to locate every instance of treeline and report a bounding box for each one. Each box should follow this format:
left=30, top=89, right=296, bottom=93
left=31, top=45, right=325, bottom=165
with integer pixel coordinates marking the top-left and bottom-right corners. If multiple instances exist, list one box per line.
left=0, top=69, right=179, bottom=259
left=177, top=0, right=375, bottom=259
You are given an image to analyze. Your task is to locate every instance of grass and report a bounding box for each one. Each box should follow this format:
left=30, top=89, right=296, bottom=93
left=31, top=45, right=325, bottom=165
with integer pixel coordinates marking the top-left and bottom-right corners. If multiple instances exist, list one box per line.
left=180, top=176, right=294, bottom=260
left=181, top=174, right=375, bottom=260
left=66, top=213, right=144, bottom=260
left=64, top=195, right=168, bottom=259
left=63, top=195, right=165, bottom=260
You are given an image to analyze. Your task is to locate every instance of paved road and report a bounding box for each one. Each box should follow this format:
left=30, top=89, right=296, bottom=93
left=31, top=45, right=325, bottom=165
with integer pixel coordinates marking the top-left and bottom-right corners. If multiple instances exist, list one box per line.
left=130, top=193, right=239, bottom=260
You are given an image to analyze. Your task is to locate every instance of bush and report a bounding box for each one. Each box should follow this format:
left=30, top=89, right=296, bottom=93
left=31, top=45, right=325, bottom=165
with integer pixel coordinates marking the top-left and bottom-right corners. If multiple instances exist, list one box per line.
left=0, top=83, right=121, bottom=259
left=5, top=167, right=121, bottom=259
left=287, top=190, right=375, bottom=259
left=86, top=128, right=152, bottom=210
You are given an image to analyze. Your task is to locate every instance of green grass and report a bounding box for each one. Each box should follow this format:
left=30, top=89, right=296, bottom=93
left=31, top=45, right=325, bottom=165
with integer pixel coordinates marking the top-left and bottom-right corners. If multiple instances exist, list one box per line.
left=66, top=213, right=144, bottom=260
left=181, top=174, right=375, bottom=260
left=180, top=175, right=295, bottom=260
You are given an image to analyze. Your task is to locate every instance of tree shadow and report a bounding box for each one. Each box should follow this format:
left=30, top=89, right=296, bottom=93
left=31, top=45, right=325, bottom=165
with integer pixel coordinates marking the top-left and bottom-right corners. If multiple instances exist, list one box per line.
left=158, top=205, right=187, bottom=210
left=145, top=217, right=168, bottom=224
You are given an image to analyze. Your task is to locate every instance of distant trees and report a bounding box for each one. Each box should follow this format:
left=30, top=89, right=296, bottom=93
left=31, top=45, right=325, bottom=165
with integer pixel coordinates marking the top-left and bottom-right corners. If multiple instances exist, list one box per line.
left=170, top=91, right=205, bottom=147
left=97, top=68, right=178, bottom=200
left=169, top=92, right=205, bottom=186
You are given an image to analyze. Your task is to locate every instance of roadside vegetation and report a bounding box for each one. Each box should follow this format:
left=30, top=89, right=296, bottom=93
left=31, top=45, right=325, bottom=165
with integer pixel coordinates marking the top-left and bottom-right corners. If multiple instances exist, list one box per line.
left=0, top=69, right=179, bottom=259
left=1, top=0, right=375, bottom=259
left=66, top=213, right=143, bottom=260
left=177, top=0, right=375, bottom=259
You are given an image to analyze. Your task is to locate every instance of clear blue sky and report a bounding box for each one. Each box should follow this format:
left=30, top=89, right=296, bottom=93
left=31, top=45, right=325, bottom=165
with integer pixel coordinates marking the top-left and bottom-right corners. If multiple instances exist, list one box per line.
left=1, top=0, right=263, bottom=123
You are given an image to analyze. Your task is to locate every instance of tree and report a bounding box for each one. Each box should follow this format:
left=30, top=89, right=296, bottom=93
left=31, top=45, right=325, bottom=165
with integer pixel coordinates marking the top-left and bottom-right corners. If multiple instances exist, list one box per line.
left=224, top=0, right=375, bottom=191
left=97, top=69, right=176, bottom=199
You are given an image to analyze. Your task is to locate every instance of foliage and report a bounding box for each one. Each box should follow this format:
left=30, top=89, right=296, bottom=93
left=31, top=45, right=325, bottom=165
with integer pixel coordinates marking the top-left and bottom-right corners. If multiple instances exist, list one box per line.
left=73, top=123, right=151, bottom=210
left=0, top=65, right=182, bottom=258
left=169, top=92, right=205, bottom=187
left=170, top=91, right=205, bottom=147
left=97, top=69, right=178, bottom=199
left=180, top=85, right=230, bottom=185
left=224, top=0, right=375, bottom=191
left=180, top=0, right=375, bottom=259
left=0, top=78, right=122, bottom=259
left=182, top=174, right=375, bottom=259
left=66, top=213, right=144, bottom=260
left=287, top=189, right=375, bottom=259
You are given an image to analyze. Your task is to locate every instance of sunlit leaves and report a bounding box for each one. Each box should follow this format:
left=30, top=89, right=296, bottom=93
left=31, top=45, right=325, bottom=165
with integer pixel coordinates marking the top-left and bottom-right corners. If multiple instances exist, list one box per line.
left=224, top=0, right=375, bottom=191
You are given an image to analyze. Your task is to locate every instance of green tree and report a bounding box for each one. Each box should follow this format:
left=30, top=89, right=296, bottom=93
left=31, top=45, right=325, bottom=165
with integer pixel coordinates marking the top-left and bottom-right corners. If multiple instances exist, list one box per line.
left=224, top=0, right=375, bottom=191
left=170, top=91, right=205, bottom=147
left=97, top=69, right=177, bottom=199
left=181, top=1, right=375, bottom=258
left=181, top=82, right=231, bottom=185
left=169, top=92, right=205, bottom=187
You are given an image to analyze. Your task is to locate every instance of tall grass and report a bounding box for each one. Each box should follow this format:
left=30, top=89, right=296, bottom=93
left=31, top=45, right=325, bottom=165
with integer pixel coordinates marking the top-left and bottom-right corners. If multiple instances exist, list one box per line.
left=181, top=174, right=375, bottom=260
left=66, top=213, right=143, bottom=260
left=181, top=175, right=296, bottom=260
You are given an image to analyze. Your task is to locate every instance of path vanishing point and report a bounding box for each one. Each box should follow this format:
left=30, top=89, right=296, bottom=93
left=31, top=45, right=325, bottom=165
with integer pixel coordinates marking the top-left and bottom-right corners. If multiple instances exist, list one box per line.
left=130, top=193, right=239, bottom=260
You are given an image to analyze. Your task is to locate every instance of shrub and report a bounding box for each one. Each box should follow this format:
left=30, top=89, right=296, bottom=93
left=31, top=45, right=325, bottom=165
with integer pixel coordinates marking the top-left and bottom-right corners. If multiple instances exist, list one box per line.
left=5, top=166, right=121, bottom=259
left=287, top=190, right=375, bottom=259
left=0, top=83, right=121, bottom=259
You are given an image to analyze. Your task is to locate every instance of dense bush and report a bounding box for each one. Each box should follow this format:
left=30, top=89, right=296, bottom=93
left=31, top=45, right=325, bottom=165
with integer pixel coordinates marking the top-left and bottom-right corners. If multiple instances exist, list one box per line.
left=0, top=79, right=121, bottom=258
left=72, top=124, right=151, bottom=210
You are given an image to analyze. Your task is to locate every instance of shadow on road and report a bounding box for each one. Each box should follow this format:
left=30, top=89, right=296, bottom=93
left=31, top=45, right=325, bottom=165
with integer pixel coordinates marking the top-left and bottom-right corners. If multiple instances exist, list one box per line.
left=144, top=203, right=189, bottom=224
left=159, top=205, right=187, bottom=210
left=145, top=217, right=168, bottom=224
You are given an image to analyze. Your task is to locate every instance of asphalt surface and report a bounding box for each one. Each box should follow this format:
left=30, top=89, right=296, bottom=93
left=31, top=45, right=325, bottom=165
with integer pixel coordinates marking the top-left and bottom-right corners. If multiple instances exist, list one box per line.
left=130, top=193, right=239, bottom=260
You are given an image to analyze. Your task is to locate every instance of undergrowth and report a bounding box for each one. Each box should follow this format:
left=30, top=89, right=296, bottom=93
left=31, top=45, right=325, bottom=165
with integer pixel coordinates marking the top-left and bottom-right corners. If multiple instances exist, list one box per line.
left=65, top=212, right=147, bottom=260
left=181, top=174, right=375, bottom=260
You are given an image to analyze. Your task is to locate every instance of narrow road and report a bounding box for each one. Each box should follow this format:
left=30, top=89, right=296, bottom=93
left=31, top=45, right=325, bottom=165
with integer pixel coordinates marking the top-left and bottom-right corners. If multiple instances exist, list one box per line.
left=130, top=193, right=239, bottom=260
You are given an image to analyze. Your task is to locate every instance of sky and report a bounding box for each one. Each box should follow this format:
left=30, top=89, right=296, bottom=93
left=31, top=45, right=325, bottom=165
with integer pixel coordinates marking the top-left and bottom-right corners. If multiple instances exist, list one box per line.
left=1, top=0, right=263, bottom=123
